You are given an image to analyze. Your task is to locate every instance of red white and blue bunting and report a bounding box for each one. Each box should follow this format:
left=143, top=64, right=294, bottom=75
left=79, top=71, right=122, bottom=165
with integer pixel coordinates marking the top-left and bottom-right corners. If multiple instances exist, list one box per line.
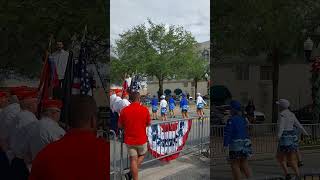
left=147, top=119, right=192, bottom=162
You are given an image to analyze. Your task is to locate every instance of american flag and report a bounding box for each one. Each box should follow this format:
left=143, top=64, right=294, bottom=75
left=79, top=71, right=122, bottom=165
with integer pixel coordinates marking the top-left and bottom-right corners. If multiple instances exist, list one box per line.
left=72, top=45, right=92, bottom=96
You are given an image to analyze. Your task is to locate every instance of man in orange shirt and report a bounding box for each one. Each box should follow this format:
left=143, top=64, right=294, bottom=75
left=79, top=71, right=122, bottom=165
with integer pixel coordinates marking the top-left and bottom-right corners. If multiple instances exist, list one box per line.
left=119, top=91, right=151, bottom=180
left=29, top=95, right=110, bottom=180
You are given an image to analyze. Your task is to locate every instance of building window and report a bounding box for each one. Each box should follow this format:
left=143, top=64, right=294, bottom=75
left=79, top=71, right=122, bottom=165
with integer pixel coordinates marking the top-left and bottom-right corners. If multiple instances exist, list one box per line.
left=235, top=64, right=249, bottom=80
left=184, top=82, right=188, bottom=87
left=260, top=66, right=272, bottom=80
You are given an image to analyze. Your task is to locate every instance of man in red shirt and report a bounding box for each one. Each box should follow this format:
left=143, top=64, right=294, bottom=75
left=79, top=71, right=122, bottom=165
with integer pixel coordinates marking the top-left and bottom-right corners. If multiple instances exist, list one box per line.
left=119, top=91, right=151, bottom=180
left=29, top=95, right=110, bottom=180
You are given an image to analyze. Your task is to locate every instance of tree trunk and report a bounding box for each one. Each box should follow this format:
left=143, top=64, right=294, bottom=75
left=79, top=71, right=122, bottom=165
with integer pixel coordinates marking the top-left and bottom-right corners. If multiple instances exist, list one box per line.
left=158, top=78, right=164, bottom=98
left=194, top=78, right=198, bottom=99
left=272, top=48, right=279, bottom=123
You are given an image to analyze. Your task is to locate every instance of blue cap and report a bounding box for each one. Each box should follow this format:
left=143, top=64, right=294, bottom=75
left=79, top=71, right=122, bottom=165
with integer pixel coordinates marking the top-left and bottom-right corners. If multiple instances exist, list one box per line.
left=230, top=100, right=241, bottom=111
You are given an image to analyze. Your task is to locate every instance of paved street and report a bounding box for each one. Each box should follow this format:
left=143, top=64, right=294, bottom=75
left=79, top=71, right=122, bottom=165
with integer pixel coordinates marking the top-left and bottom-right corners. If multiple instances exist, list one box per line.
left=212, top=149, right=320, bottom=180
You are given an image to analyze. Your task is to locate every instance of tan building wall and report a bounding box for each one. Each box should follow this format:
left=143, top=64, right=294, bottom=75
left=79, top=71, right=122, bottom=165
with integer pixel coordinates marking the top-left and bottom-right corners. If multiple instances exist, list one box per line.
left=147, top=80, right=208, bottom=97
left=213, top=63, right=312, bottom=122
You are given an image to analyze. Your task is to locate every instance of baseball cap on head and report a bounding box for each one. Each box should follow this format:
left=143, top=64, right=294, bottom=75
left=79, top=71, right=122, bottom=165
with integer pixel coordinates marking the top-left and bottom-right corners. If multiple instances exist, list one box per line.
left=276, top=99, right=290, bottom=109
left=196, top=93, right=201, bottom=96
left=230, top=100, right=242, bottom=111
left=160, top=95, right=165, bottom=99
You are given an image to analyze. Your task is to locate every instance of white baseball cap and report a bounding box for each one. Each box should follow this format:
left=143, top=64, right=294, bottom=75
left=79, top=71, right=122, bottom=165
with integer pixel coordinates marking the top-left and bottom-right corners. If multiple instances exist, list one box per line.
left=161, top=95, right=165, bottom=99
left=196, top=93, right=201, bottom=96
left=276, top=99, right=290, bottom=109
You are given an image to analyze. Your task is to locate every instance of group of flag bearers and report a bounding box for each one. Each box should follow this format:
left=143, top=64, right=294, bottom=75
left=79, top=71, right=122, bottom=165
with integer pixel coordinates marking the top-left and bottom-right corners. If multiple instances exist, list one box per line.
left=0, top=86, right=64, bottom=180
left=151, top=92, right=207, bottom=121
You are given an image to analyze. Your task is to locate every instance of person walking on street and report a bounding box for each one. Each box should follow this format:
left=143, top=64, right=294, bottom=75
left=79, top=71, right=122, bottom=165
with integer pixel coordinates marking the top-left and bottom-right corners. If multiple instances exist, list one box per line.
left=160, top=95, right=168, bottom=121
left=29, top=95, right=110, bottom=180
left=196, top=93, right=206, bottom=119
left=151, top=95, right=158, bottom=120
left=276, top=99, right=309, bottom=180
left=168, top=95, right=176, bottom=118
left=224, top=100, right=252, bottom=180
left=180, top=93, right=189, bottom=119
left=118, top=92, right=151, bottom=180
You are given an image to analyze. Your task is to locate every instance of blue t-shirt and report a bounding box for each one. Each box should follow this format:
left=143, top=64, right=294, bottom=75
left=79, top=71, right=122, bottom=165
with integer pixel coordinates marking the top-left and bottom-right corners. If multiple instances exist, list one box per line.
left=151, top=98, right=158, bottom=107
left=223, top=115, right=249, bottom=147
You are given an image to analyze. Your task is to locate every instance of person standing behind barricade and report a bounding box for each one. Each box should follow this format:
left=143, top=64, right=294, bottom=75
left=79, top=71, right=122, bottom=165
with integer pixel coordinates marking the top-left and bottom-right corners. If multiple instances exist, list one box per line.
left=168, top=95, right=176, bottom=118
left=51, top=41, right=69, bottom=98
left=119, top=92, right=131, bottom=113
left=159, top=95, right=168, bottom=121
left=196, top=93, right=206, bottom=119
left=28, top=99, right=65, bottom=161
left=245, top=100, right=255, bottom=124
left=29, top=95, right=110, bottom=180
left=276, top=99, right=309, bottom=180
left=180, top=93, right=189, bottom=119
left=111, top=90, right=122, bottom=133
left=9, top=89, right=39, bottom=180
left=118, top=91, right=151, bottom=180
left=224, top=100, right=252, bottom=180
left=151, top=95, right=158, bottom=120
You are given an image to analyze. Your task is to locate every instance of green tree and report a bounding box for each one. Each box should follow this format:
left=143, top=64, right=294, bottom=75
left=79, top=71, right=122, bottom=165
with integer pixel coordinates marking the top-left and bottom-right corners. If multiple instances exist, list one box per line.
left=185, top=53, right=208, bottom=98
left=115, top=19, right=198, bottom=96
left=0, top=0, right=108, bottom=79
left=213, top=0, right=317, bottom=123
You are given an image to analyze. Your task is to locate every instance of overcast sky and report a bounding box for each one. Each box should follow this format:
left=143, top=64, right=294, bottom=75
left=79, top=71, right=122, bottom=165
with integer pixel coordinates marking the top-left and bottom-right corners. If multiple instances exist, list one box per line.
left=110, top=0, right=210, bottom=45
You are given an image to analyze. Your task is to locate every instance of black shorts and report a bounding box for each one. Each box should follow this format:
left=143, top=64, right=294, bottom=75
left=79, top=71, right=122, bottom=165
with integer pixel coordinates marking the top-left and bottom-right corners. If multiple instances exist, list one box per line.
left=181, top=109, right=188, bottom=113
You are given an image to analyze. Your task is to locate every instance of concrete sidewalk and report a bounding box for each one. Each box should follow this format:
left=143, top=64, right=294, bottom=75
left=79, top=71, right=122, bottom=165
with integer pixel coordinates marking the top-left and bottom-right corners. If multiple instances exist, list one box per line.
left=139, top=153, right=210, bottom=180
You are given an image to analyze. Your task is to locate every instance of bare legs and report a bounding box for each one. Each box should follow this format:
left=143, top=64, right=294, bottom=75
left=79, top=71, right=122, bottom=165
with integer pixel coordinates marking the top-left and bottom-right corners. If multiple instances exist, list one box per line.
left=129, top=154, right=146, bottom=180
left=230, top=159, right=251, bottom=180
left=277, top=152, right=300, bottom=177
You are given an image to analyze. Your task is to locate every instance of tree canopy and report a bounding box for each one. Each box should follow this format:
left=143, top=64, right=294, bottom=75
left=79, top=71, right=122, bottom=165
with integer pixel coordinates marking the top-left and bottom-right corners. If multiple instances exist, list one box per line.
left=113, top=19, right=199, bottom=95
left=0, top=0, right=108, bottom=79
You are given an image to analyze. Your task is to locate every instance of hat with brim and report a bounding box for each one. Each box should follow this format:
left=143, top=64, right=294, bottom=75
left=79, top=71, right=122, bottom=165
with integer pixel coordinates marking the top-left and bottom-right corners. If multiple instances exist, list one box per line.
left=276, top=99, right=290, bottom=109
left=42, top=99, right=63, bottom=111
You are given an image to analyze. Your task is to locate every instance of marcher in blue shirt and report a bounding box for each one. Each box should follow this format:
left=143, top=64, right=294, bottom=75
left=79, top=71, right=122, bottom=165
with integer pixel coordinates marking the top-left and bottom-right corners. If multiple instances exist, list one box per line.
left=180, top=93, right=189, bottom=119
left=168, top=95, right=176, bottom=118
left=151, top=95, right=158, bottom=120
left=224, top=100, right=252, bottom=180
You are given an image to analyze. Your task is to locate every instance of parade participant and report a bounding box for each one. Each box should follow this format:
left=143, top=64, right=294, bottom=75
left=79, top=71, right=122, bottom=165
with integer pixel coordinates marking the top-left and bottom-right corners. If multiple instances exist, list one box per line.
left=168, top=95, right=176, bottom=118
left=0, top=91, right=10, bottom=179
left=118, top=91, right=151, bottom=180
left=180, top=93, right=189, bottom=119
left=29, top=99, right=65, bottom=161
left=276, top=99, right=308, bottom=180
left=9, top=89, right=38, bottom=180
left=151, top=95, right=158, bottom=120
left=119, top=92, right=131, bottom=113
left=159, top=95, right=168, bottom=121
left=223, top=100, right=252, bottom=180
left=51, top=41, right=69, bottom=98
left=29, top=95, right=110, bottom=180
left=196, top=93, right=206, bottom=119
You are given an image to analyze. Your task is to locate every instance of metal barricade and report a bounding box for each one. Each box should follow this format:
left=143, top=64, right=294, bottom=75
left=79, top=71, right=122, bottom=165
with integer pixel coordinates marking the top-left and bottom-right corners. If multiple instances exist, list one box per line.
left=110, top=116, right=210, bottom=178
left=211, top=123, right=320, bottom=159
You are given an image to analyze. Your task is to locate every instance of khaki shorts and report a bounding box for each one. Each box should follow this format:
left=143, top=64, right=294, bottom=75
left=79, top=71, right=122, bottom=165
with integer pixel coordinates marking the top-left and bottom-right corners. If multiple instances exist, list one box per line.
left=127, top=143, right=148, bottom=157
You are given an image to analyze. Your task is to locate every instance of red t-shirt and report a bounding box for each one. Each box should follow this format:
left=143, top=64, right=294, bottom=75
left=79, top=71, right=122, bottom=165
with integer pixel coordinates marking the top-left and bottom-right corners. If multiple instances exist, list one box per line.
left=119, top=102, right=151, bottom=145
left=29, top=129, right=110, bottom=180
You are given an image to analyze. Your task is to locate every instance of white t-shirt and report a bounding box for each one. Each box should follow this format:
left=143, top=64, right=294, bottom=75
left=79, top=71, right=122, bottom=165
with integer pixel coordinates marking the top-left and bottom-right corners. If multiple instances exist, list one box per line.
left=51, top=49, right=69, bottom=80
left=113, top=96, right=123, bottom=113
left=160, top=99, right=168, bottom=108
left=196, top=96, right=206, bottom=106
left=119, top=99, right=131, bottom=113
left=29, top=117, right=65, bottom=160
left=278, top=109, right=308, bottom=138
